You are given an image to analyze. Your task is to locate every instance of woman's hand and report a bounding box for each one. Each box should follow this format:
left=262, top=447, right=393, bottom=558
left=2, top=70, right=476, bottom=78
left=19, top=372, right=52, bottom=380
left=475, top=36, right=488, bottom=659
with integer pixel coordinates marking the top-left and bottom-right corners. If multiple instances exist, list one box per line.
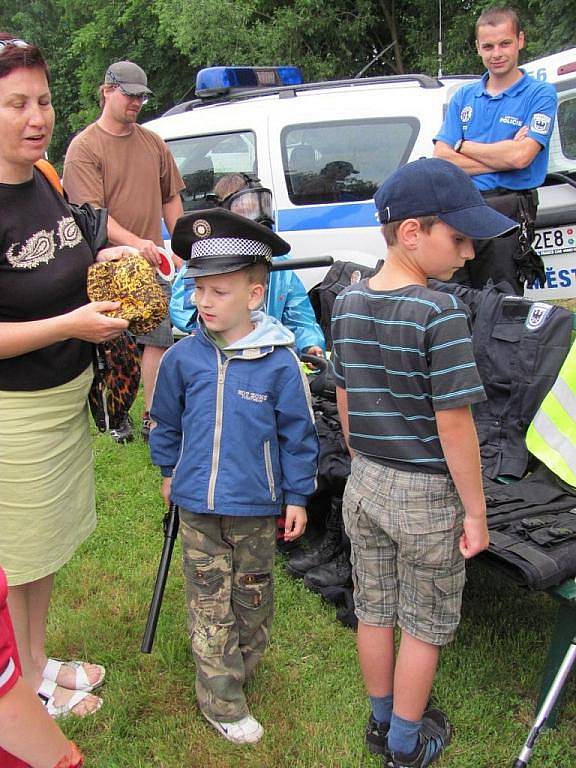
left=0, top=303, right=127, bottom=360
left=66, top=302, right=129, bottom=343
left=95, top=245, right=137, bottom=263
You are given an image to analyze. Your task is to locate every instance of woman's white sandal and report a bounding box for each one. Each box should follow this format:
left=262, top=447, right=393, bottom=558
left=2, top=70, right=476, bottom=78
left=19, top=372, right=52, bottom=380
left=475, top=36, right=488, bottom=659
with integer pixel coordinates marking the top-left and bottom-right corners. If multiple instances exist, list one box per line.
left=37, top=678, right=103, bottom=718
left=42, top=658, right=105, bottom=692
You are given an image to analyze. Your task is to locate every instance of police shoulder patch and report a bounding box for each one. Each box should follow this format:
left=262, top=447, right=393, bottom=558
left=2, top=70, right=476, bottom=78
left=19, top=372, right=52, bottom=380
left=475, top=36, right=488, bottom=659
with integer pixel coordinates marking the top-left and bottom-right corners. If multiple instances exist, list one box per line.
left=526, top=302, right=553, bottom=331
left=530, top=113, right=552, bottom=135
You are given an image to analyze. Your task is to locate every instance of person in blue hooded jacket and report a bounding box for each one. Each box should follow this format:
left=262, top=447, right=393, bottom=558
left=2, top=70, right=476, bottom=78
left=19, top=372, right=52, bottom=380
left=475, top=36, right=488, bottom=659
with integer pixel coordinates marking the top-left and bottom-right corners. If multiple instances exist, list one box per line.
left=169, top=172, right=326, bottom=357
left=149, top=208, right=318, bottom=746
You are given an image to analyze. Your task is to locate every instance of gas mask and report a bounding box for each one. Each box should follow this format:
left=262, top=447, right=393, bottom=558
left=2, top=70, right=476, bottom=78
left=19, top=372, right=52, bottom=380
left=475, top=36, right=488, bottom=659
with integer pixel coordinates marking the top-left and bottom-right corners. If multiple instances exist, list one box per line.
left=208, top=174, right=275, bottom=229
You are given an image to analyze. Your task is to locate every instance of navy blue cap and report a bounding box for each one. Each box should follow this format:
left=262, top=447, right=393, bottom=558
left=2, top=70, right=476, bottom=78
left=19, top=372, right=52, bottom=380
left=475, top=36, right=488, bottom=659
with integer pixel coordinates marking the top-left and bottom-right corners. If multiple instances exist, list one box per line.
left=374, top=158, right=518, bottom=240
left=172, top=208, right=290, bottom=278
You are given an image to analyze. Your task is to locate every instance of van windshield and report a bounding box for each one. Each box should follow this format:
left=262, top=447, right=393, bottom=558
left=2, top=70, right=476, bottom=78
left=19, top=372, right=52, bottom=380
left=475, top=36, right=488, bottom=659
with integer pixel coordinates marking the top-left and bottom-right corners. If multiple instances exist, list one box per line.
left=281, top=118, right=418, bottom=205
left=167, top=131, right=256, bottom=211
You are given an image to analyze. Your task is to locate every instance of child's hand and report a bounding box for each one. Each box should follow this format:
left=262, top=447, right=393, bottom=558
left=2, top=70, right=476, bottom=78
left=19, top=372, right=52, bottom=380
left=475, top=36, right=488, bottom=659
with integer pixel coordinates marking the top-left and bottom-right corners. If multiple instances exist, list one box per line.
left=459, top=514, right=489, bottom=559
left=161, top=476, right=172, bottom=508
left=302, top=346, right=324, bottom=366
left=284, top=505, right=307, bottom=541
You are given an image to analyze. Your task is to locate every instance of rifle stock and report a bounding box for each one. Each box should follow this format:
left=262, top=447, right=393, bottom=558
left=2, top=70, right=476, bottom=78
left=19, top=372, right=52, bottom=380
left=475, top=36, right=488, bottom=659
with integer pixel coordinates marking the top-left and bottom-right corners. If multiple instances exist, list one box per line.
left=141, top=503, right=180, bottom=653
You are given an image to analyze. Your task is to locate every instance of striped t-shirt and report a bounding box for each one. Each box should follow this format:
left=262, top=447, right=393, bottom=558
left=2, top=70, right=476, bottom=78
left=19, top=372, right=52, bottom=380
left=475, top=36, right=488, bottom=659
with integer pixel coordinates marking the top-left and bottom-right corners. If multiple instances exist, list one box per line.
left=331, top=280, right=486, bottom=473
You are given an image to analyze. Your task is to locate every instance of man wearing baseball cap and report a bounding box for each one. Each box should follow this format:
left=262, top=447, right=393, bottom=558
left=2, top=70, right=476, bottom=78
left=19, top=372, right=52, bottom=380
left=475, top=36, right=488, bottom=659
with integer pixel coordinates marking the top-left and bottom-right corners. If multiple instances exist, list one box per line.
left=104, top=61, right=152, bottom=96
left=149, top=208, right=318, bottom=745
left=331, top=158, right=517, bottom=767
left=63, top=61, right=185, bottom=443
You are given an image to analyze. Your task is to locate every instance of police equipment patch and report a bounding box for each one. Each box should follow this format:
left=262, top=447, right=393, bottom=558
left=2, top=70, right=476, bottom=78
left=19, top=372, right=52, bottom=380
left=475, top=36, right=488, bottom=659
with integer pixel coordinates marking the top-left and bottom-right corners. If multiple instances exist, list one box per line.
left=350, top=270, right=362, bottom=284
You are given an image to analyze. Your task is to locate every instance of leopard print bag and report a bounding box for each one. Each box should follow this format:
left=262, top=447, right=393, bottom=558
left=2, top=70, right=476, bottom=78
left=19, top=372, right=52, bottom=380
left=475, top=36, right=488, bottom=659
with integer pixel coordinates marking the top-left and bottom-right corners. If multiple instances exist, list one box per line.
left=89, top=332, right=141, bottom=432
left=86, top=256, right=165, bottom=432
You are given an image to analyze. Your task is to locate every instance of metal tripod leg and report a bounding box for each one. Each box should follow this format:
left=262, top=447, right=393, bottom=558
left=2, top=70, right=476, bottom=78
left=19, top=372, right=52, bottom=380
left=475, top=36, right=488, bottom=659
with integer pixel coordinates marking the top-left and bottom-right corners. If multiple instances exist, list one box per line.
left=512, top=635, right=576, bottom=768
left=537, top=583, right=576, bottom=728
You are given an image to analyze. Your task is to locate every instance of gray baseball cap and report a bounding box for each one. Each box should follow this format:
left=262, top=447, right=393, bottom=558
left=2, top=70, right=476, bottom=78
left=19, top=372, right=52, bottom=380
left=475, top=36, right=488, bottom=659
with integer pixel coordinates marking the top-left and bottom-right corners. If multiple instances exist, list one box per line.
left=104, top=61, right=152, bottom=95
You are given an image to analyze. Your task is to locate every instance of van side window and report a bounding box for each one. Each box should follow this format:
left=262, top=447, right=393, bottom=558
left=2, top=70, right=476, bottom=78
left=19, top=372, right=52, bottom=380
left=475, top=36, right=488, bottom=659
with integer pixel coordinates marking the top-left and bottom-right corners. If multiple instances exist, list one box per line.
left=167, top=131, right=257, bottom=211
left=557, top=95, right=576, bottom=164
left=282, top=118, right=419, bottom=206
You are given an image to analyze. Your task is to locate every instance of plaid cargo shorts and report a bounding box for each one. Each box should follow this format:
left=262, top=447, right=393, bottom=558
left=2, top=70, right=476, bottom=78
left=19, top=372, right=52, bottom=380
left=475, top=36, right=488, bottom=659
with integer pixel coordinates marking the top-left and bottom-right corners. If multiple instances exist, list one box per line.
left=342, top=454, right=466, bottom=646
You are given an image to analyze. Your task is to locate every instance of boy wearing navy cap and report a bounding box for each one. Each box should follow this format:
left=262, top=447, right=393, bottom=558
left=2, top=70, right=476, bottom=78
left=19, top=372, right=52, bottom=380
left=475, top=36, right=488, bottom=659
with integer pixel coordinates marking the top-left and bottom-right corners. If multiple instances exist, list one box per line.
left=149, top=208, right=318, bottom=745
left=331, top=158, right=518, bottom=768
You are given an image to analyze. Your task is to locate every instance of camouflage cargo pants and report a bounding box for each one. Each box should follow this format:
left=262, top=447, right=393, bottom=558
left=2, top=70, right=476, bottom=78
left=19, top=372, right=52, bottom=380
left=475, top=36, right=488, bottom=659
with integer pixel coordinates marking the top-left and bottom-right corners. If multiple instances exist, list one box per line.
left=180, top=509, right=276, bottom=721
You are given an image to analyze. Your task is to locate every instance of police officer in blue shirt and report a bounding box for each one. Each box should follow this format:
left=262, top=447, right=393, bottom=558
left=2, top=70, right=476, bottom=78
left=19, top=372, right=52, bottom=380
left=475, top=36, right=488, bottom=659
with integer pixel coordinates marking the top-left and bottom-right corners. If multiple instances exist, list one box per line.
left=434, top=6, right=557, bottom=294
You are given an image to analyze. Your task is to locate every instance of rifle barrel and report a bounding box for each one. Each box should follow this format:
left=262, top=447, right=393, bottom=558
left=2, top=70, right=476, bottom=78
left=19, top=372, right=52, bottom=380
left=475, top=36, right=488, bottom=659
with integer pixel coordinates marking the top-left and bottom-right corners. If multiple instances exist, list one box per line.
left=141, top=504, right=180, bottom=653
left=270, top=255, right=334, bottom=271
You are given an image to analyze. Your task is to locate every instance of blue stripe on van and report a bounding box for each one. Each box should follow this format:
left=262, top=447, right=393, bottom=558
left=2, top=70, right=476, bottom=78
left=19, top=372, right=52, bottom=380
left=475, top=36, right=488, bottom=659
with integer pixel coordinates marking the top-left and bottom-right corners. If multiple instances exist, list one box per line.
left=277, top=201, right=377, bottom=232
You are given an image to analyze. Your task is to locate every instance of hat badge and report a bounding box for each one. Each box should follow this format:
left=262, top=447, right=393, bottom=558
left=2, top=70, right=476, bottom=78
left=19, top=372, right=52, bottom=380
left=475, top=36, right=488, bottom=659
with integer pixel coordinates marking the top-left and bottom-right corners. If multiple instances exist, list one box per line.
left=192, top=219, right=212, bottom=238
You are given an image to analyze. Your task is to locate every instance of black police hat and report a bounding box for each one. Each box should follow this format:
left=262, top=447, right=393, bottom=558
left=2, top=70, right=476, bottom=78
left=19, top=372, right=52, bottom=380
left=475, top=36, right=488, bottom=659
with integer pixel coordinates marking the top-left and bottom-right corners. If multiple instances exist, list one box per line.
left=172, top=208, right=291, bottom=278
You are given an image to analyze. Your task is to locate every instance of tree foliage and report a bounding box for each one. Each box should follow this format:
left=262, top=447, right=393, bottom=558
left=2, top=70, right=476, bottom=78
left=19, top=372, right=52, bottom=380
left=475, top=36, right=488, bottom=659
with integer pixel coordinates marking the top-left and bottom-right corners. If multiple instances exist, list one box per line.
left=0, top=0, right=573, bottom=164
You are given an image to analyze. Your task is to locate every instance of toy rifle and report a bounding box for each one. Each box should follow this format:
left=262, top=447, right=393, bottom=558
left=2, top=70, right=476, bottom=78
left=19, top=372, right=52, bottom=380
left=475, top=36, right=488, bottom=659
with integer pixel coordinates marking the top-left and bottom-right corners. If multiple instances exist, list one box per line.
left=270, top=255, right=333, bottom=271
left=184, top=253, right=334, bottom=282
left=141, top=502, right=180, bottom=653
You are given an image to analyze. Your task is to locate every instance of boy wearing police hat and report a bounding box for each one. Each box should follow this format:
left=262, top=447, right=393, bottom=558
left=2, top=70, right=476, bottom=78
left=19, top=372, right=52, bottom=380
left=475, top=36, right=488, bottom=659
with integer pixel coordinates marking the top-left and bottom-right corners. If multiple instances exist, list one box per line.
left=149, top=209, right=319, bottom=745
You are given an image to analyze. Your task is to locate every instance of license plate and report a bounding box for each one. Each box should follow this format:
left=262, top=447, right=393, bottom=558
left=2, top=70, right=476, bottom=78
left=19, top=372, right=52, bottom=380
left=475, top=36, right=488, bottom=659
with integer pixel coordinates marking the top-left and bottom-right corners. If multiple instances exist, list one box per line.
left=533, top=224, right=576, bottom=255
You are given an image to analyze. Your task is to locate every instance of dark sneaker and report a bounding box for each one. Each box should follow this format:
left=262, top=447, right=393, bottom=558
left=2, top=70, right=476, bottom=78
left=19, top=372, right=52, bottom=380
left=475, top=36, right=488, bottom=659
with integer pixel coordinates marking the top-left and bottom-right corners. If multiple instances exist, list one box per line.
left=141, top=412, right=153, bottom=442
left=109, top=414, right=134, bottom=444
left=365, top=713, right=392, bottom=764
left=391, top=708, right=453, bottom=768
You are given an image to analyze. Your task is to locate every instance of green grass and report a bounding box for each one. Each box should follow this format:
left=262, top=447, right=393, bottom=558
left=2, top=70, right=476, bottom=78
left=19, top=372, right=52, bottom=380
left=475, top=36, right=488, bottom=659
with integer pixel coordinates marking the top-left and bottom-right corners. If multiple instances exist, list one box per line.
left=48, top=400, right=576, bottom=767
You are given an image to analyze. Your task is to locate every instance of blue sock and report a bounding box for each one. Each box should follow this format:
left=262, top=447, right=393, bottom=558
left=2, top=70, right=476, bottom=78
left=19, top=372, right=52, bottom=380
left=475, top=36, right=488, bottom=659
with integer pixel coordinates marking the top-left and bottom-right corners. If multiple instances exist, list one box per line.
left=369, top=694, right=393, bottom=725
left=388, top=712, right=421, bottom=756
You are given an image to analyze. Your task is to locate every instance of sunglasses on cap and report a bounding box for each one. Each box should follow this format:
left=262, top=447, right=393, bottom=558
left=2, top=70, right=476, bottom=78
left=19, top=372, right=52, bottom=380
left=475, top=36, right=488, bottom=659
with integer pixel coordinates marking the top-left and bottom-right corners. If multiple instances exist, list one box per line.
left=106, top=69, right=149, bottom=104
left=0, top=39, right=30, bottom=54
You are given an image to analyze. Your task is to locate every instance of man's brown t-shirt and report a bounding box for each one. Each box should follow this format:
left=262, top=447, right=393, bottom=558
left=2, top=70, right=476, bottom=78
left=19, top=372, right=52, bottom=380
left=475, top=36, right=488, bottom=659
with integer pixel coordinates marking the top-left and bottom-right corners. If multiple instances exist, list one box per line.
left=63, top=122, right=184, bottom=246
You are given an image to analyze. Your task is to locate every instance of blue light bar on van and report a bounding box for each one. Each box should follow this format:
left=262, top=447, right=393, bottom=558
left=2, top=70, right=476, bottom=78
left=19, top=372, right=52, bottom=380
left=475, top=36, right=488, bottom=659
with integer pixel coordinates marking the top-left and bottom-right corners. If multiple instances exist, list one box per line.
left=196, top=66, right=304, bottom=97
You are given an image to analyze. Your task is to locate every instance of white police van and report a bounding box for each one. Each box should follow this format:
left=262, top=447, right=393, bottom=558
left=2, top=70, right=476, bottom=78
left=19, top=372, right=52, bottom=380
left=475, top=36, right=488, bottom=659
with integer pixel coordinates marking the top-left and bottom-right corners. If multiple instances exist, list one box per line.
left=146, top=54, right=576, bottom=298
left=522, top=50, right=576, bottom=299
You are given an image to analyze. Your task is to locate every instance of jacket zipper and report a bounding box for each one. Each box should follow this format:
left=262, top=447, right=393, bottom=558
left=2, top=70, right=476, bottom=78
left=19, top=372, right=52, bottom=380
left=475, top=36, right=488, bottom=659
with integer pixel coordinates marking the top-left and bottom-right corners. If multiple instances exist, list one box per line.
left=208, top=352, right=228, bottom=510
left=263, top=440, right=277, bottom=501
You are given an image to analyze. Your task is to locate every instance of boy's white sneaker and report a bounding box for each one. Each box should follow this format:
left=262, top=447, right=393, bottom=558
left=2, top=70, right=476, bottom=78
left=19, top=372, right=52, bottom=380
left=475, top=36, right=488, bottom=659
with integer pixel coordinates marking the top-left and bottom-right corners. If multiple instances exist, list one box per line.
left=204, top=713, right=264, bottom=744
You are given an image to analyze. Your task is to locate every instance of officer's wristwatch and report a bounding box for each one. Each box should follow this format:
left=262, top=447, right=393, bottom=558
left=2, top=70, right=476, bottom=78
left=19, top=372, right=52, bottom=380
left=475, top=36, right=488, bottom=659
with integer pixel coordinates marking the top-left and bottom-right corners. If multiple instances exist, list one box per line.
left=454, top=138, right=464, bottom=153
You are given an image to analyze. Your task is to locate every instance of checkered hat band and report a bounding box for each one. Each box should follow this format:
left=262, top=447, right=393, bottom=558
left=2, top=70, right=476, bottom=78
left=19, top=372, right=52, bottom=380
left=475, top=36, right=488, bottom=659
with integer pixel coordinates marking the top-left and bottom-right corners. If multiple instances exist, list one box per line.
left=190, top=237, right=272, bottom=260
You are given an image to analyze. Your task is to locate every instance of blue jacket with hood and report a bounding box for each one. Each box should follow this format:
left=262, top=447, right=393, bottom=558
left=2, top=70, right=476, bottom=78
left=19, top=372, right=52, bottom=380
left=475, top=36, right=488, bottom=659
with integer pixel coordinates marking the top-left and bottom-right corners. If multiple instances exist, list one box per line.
left=169, top=257, right=326, bottom=355
left=149, top=311, right=319, bottom=517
